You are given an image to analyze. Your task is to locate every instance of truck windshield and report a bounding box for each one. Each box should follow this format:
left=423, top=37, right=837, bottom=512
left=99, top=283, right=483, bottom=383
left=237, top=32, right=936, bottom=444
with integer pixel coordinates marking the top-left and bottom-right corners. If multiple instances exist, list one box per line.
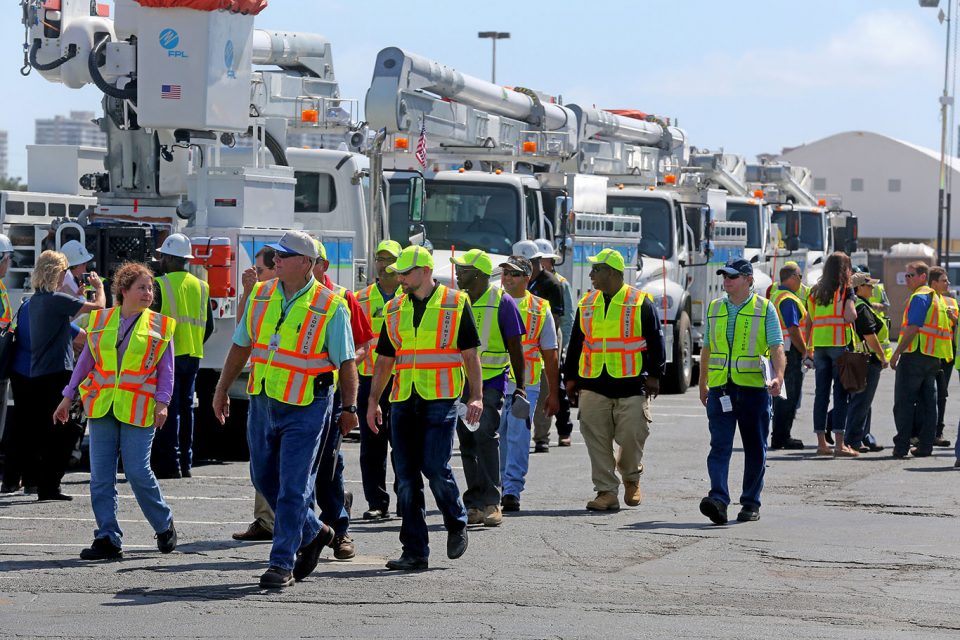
left=387, top=179, right=520, bottom=254
left=727, top=202, right=761, bottom=249
left=770, top=210, right=824, bottom=252
left=607, top=196, right=673, bottom=259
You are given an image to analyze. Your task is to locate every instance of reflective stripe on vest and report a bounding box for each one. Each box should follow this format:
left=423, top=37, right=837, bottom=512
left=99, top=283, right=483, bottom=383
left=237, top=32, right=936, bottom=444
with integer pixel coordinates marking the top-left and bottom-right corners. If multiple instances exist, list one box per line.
left=385, top=284, right=466, bottom=402
left=706, top=294, right=770, bottom=388
left=78, top=308, right=175, bottom=427
left=511, top=291, right=550, bottom=385
left=245, top=279, right=340, bottom=406
left=356, top=283, right=388, bottom=376
left=0, top=281, right=11, bottom=331
left=577, top=285, right=648, bottom=379
left=809, top=288, right=851, bottom=347
left=901, top=287, right=953, bottom=359
left=772, top=288, right=807, bottom=352
left=156, top=271, right=208, bottom=358
left=474, top=286, right=509, bottom=379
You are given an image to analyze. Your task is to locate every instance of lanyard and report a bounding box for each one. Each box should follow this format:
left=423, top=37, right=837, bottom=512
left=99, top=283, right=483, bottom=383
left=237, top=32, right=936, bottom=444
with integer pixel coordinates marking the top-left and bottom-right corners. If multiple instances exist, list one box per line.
left=116, top=313, right=140, bottom=348
left=274, top=285, right=312, bottom=333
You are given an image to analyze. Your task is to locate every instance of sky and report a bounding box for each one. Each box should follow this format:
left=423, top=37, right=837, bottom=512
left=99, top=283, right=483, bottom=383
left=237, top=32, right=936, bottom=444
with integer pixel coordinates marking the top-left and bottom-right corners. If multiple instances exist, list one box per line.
left=0, top=0, right=951, bottom=179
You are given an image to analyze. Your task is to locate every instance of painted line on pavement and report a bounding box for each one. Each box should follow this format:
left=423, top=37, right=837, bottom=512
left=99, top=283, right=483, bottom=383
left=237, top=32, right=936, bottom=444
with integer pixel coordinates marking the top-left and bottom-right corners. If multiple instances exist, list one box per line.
left=0, top=516, right=248, bottom=525
left=0, top=543, right=152, bottom=548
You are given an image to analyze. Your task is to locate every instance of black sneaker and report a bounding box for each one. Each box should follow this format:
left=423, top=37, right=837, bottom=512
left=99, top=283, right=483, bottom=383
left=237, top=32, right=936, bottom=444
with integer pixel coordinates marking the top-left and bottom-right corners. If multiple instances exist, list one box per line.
left=37, top=491, right=72, bottom=502
left=447, top=526, right=468, bottom=559
left=534, top=442, right=549, bottom=453
left=699, top=497, right=728, bottom=525
left=259, top=566, right=294, bottom=589
left=292, top=524, right=334, bottom=581
left=385, top=555, right=428, bottom=571
left=362, top=508, right=390, bottom=520
left=156, top=522, right=177, bottom=553
left=501, top=494, right=520, bottom=512
left=737, top=506, right=760, bottom=522
left=181, top=469, right=192, bottom=478
left=80, top=537, right=123, bottom=560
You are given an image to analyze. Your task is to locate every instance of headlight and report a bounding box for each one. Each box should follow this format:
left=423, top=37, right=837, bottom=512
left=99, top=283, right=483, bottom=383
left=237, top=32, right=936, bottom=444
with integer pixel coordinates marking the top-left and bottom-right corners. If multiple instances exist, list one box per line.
left=651, top=295, right=675, bottom=310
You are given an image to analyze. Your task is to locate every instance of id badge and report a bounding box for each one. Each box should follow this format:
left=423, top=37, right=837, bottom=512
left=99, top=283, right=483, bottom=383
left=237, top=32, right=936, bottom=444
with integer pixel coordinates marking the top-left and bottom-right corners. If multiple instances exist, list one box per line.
left=719, top=395, right=733, bottom=413
left=268, top=333, right=281, bottom=352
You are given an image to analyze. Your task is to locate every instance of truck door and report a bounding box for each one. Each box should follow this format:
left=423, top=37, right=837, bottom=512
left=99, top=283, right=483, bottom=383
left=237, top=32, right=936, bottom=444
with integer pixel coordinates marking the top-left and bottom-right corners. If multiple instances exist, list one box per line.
left=523, top=187, right=543, bottom=241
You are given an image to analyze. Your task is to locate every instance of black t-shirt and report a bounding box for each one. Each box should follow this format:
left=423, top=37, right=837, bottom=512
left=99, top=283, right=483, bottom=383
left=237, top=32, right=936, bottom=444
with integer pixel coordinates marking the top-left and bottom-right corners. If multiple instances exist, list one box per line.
left=528, top=270, right=565, bottom=318
left=854, top=296, right=882, bottom=364
left=375, top=285, right=481, bottom=358
left=28, top=291, right=84, bottom=376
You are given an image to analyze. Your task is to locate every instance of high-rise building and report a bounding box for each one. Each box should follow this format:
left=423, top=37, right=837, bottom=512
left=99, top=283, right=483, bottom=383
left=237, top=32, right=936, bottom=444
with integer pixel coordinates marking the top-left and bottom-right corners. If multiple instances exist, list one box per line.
left=34, top=111, right=107, bottom=148
left=0, top=130, right=8, bottom=179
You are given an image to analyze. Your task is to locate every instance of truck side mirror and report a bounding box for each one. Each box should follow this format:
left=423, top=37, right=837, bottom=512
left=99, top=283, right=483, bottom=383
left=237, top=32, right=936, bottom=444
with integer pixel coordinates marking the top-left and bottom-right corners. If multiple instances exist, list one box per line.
left=408, top=176, right=425, bottom=223
left=554, top=195, right=571, bottom=266
left=785, top=210, right=801, bottom=252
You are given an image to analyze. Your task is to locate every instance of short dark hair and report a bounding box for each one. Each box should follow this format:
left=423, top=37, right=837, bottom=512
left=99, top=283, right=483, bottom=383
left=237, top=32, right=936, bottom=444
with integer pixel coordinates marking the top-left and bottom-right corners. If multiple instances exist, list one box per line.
left=907, top=261, right=930, bottom=278
left=256, top=246, right=276, bottom=269
left=929, top=266, right=947, bottom=283
left=112, top=261, right=154, bottom=304
left=779, top=264, right=801, bottom=282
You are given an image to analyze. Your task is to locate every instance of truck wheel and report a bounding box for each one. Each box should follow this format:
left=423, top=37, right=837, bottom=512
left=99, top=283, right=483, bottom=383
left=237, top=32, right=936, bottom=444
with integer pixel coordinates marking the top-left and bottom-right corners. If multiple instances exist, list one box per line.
left=663, top=311, right=692, bottom=394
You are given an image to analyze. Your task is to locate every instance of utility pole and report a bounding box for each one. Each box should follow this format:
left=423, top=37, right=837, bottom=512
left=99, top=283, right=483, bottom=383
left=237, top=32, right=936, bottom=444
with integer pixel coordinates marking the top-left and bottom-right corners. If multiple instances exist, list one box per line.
left=922, top=0, right=954, bottom=264
left=478, top=31, right=510, bottom=84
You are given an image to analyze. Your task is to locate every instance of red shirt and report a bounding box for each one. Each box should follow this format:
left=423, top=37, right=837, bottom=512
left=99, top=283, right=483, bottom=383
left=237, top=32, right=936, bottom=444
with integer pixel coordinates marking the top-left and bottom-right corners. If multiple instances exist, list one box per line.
left=322, top=273, right=374, bottom=346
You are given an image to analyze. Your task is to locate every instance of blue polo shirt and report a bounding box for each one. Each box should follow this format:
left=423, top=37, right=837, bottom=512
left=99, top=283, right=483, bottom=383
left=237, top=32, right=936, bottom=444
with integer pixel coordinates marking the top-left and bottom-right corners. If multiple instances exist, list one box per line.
left=905, top=291, right=933, bottom=327
left=703, top=296, right=784, bottom=350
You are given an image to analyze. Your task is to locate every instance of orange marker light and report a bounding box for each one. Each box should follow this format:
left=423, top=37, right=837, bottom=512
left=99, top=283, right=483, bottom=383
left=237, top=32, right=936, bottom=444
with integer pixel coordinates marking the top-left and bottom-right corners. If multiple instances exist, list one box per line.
left=301, top=109, right=319, bottom=123
left=395, top=138, right=410, bottom=150
left=522, top=141, right=537, bottom=153
left=753, top=190, right=764, bottom=198
left=458, top=167, right=465, bottom=173
left=664, top=174, right=677, bottom=184
left=495, top=169, right=502, bottom=175
left=818, top=199, right=827, bottom=206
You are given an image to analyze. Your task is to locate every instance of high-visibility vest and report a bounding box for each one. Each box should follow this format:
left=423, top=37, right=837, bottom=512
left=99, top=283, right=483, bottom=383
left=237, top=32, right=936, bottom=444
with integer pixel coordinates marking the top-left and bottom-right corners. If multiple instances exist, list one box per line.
left=355, top=283, right=391, bottom=376
left=384, top=284, right=467, bottom=402
left=577, top=284, right=649, bottom=379
left=853, top=296, right=890, bottom=355
left=0, top=281, right=11, bottom=331
left=769, top=281, right=810, bottom=305
left=900, top=287, right=953, bottom=359
left=555, top=273, right=568, bottom=285
left=78, top=308, right=175, bottom=427
left=156, top=271, right=208, bottom=358
left=772, top=288, right=807, bottom=352
left=808, top=288, right=852, bottom=347
left=473, top=285, right=509, bottom=380
left=706, top=294, right=770, bottom=388
left=245, top=279, right=341, bottom=406
left=942, top=294, right=959, bottom=355
left=510, top=291, right=550, bottom=385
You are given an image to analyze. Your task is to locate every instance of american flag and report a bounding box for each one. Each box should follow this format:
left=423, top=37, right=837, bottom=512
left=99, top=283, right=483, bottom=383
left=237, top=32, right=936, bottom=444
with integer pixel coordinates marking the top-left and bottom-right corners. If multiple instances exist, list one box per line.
left=161, top=84, right=182, bottom=100
left=415, top=116, right=427, bottom=168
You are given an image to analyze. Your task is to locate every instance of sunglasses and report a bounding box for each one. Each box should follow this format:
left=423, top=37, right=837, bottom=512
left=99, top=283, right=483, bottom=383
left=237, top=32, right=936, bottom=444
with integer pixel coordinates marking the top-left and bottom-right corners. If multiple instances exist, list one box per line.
left=502, top=269, right=526, bottom=278
left=374, top=256, right=397, bottom=264
left=722, top=273, right=742, bottom=280
left=905, top=273, right=917, bottom=279
left=589, top=265, right=610, bottom=274
left=275, top=250, right=301, bottom=259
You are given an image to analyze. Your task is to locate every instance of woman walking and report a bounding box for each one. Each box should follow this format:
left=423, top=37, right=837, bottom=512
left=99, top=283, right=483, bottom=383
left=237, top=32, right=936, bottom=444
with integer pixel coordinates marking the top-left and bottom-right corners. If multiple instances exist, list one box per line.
left=54, top=262, right=178, bottom=560
left=843, top=272, right=889, bottom=453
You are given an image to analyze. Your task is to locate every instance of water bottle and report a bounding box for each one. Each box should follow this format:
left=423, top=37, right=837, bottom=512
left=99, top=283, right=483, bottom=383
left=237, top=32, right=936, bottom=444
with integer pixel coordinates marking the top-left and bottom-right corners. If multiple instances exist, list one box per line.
left=457, top=401, right=480, bottom=432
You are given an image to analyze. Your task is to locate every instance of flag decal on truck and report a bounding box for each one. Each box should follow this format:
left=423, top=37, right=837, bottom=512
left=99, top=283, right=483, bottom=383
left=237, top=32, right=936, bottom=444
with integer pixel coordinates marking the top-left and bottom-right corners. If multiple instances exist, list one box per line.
left=161, top=84, right=182, bottom=100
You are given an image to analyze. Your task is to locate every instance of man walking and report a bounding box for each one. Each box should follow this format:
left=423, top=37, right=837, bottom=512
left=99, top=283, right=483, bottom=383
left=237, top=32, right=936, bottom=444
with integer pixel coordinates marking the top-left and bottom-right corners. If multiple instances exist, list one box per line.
left=498, top=254, right=560, bottom=512
left=213, top=230, right=358, bottom=589
left=891, top=262, right=952, bottom=458
left=698, top=258, right=784, bottom=524
left=365, top=246, right=480, bottom=570
left=770, top=263, right=807, bottom=450
left=930, top=267, right=957, bottom=448
left=564, top=249, right=665, bottom=511
left=450, top=249, right=526, bottom=527
left=152, top=233, right=212, bottom=479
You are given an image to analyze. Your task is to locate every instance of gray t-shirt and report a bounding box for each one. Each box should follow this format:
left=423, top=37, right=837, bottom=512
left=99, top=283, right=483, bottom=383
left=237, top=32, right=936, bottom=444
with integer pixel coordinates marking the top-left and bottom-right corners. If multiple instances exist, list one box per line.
left=28, top=291, right=84, bottom=377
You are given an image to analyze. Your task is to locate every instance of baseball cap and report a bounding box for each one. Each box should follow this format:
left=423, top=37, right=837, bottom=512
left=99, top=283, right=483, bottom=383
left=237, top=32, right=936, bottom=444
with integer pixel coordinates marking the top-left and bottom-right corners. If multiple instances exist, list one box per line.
left=500, top=255, right=532, bottom=276
left=312, top=239, right=329, bottom=261
left=534, top=238, right=560, bottom=260
left=450, top=248, right=493, bottom=276
left=587, top=248, right=625, bottom=272
left=851, top=272, right=879, bottom=288
left=855, top=264, right=871, bottom=274
left=388, top=245, right=434, bottom=273
left=376, top=239, right=402, bottom=257
left=783, top=260, right=801, bottom=270
left=512, top=240, right=544, bottom=261
left=267, top=230, right=319, bottom=259
left=716, top=258, right=753, bottom=277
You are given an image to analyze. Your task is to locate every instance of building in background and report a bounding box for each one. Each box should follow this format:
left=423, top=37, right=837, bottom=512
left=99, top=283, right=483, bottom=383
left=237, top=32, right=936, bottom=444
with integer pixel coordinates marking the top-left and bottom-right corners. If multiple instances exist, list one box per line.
left=0, top=130, right=8, bottom=179
left=778, top=131, right=960, bottom=252
left=34, top=111, right=106, bottom=147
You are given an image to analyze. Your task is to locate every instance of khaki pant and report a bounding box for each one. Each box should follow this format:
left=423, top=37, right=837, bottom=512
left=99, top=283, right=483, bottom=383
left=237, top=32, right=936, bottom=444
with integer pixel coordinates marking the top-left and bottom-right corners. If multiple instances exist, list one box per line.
left=254, top=490, right=275, bottom=532
left=578, top=390, right=652, bottom=494
left=532, top=386, right=551, bottom=443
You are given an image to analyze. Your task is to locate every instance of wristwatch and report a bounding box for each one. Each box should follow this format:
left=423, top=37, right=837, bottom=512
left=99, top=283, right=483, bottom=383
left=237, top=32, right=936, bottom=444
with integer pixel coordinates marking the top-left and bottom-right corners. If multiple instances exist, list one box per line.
left=343, top=405, right=358, bottom=414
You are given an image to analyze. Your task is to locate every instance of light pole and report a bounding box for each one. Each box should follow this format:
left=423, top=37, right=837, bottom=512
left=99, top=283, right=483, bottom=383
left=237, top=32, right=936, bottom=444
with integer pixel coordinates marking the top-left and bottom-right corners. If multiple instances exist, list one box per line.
left=478, top=31, right=510, bottom=84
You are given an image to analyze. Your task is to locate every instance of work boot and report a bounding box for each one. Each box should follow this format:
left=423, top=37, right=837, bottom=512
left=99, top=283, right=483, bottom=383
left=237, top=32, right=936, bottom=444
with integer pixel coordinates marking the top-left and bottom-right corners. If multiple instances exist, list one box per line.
left=482, top=505, right=503, bottom=527
left=699, top=496, right=728, bottom=525
left=259, top=566, right=294, bottom=589
left=558, top=436, right=572, bottom=447
left=232, top=520, right=273, bottom=541
left=292, top=524, right=334, bottom=581
left=585, top=491, right=620, bottom=511
left=623, top=481, right=642, bottom=506
left=534, top=442, right=550, bottom=453
left=501, top=494, right=520, bottom=512
left=934, top=437, right=952, bottom=447
left=155, top=522, right=177, bottom=554
left=467, top=507, right=484, bottom=525
left=80, top=537, right=123, bottom=561
left=331, top=534, right=356, bottom=560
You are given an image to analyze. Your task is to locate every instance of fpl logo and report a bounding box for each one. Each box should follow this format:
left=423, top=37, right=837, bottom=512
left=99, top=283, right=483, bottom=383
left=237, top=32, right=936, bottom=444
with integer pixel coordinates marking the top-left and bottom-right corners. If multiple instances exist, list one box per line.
left=159, top=28, right=188, bottom=58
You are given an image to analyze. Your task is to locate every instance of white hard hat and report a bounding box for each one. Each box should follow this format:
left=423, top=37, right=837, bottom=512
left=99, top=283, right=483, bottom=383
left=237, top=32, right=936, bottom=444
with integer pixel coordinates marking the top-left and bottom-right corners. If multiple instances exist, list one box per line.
left=61, top=239, right=94, bottom=267
left=0, top=234, right=12, bottom=254
left=512, top=240, right=544, bottom=261
left=157, top=233, right=194, bottom=259
left=534, top=238, right=560, bottom=260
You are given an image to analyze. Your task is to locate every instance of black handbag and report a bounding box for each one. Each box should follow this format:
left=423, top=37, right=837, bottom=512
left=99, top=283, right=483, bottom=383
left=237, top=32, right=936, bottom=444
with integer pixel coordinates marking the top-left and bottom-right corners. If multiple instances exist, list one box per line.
left=838, top=327, right=870, bottom=394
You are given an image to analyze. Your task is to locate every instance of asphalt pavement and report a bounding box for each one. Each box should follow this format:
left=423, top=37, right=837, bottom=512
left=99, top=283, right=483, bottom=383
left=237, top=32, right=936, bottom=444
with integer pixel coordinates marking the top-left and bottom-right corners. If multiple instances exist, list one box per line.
left=2, top=372, right=959, bottom=639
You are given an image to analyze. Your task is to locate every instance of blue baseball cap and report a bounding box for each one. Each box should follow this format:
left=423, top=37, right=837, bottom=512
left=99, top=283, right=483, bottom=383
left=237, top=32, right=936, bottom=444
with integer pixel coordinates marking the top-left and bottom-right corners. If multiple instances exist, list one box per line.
left=717, top=258, right=753, bottom=277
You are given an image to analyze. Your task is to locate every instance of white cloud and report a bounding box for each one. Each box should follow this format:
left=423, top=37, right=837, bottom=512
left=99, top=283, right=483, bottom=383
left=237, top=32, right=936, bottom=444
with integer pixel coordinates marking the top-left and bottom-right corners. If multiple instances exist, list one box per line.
left=652, top=10, right=940, bottom=97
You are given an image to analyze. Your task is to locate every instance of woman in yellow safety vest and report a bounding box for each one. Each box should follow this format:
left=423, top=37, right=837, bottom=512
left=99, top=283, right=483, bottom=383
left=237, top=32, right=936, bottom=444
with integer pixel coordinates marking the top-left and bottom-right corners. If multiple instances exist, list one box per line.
left=54, top=262, right=178, bottom=561
left=805, top=252, right=859, bottom=457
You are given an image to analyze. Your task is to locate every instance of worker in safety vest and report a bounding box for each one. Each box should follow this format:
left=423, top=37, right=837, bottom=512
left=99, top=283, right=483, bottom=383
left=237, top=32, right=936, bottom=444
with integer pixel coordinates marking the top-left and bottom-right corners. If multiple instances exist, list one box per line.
left=309, top=238, right=374, bottom=561
left=355, top=239, right=402, bottom=521
left=698, top=258, right=785, bottom=525
left=929, top=267, right=957, bottom=448
left=564, top=249, right=666, bottom=512
left=365, top=245, right=481, bottom=571
left=150, top=233, right=212, bottom=480
left=770, top=262, right=807, bottom=450
left=767, top=261, right=810, bottom=303
left=450, top=248, right=526, bottom=527
left=213, top=230, right=359, bottom=589
left=890, top=261, right=952, bottom=458
left=497, top=254, right=559, bottom=512
left=0, top=234, right=13, bottom=331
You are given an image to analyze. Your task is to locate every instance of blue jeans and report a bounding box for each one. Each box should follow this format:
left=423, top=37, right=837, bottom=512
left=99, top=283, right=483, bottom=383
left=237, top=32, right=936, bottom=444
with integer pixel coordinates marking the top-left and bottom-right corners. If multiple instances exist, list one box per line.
left=150, top=355, right=200, bottom=475
left=499, top=381, right=540, bottom=498
left=88, top=416, right=173, bottom=548
left=844, top=360, right=882, bottom=448
left=390, top=395, right=467, bottom=559
left=315, top=389, right=348, bottom=536
left=358, top=374, right=395, bottom=512
left=813, top=347, right=849, bottom=433
left=248, top=390, right=331, bottom=572
left=706, top=385, right=770, bottom=508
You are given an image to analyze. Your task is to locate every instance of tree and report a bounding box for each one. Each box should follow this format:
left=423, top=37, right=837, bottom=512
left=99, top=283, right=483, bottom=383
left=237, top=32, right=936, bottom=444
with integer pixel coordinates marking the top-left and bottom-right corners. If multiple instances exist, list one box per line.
left=0, top=176, right=27, bottom=191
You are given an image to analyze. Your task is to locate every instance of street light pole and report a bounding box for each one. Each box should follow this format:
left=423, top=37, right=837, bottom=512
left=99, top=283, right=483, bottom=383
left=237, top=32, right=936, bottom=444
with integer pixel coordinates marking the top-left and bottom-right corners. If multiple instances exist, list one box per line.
left=478, top=31, right=510, bottom=84
left=922, top=0, right=954, bottom=265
